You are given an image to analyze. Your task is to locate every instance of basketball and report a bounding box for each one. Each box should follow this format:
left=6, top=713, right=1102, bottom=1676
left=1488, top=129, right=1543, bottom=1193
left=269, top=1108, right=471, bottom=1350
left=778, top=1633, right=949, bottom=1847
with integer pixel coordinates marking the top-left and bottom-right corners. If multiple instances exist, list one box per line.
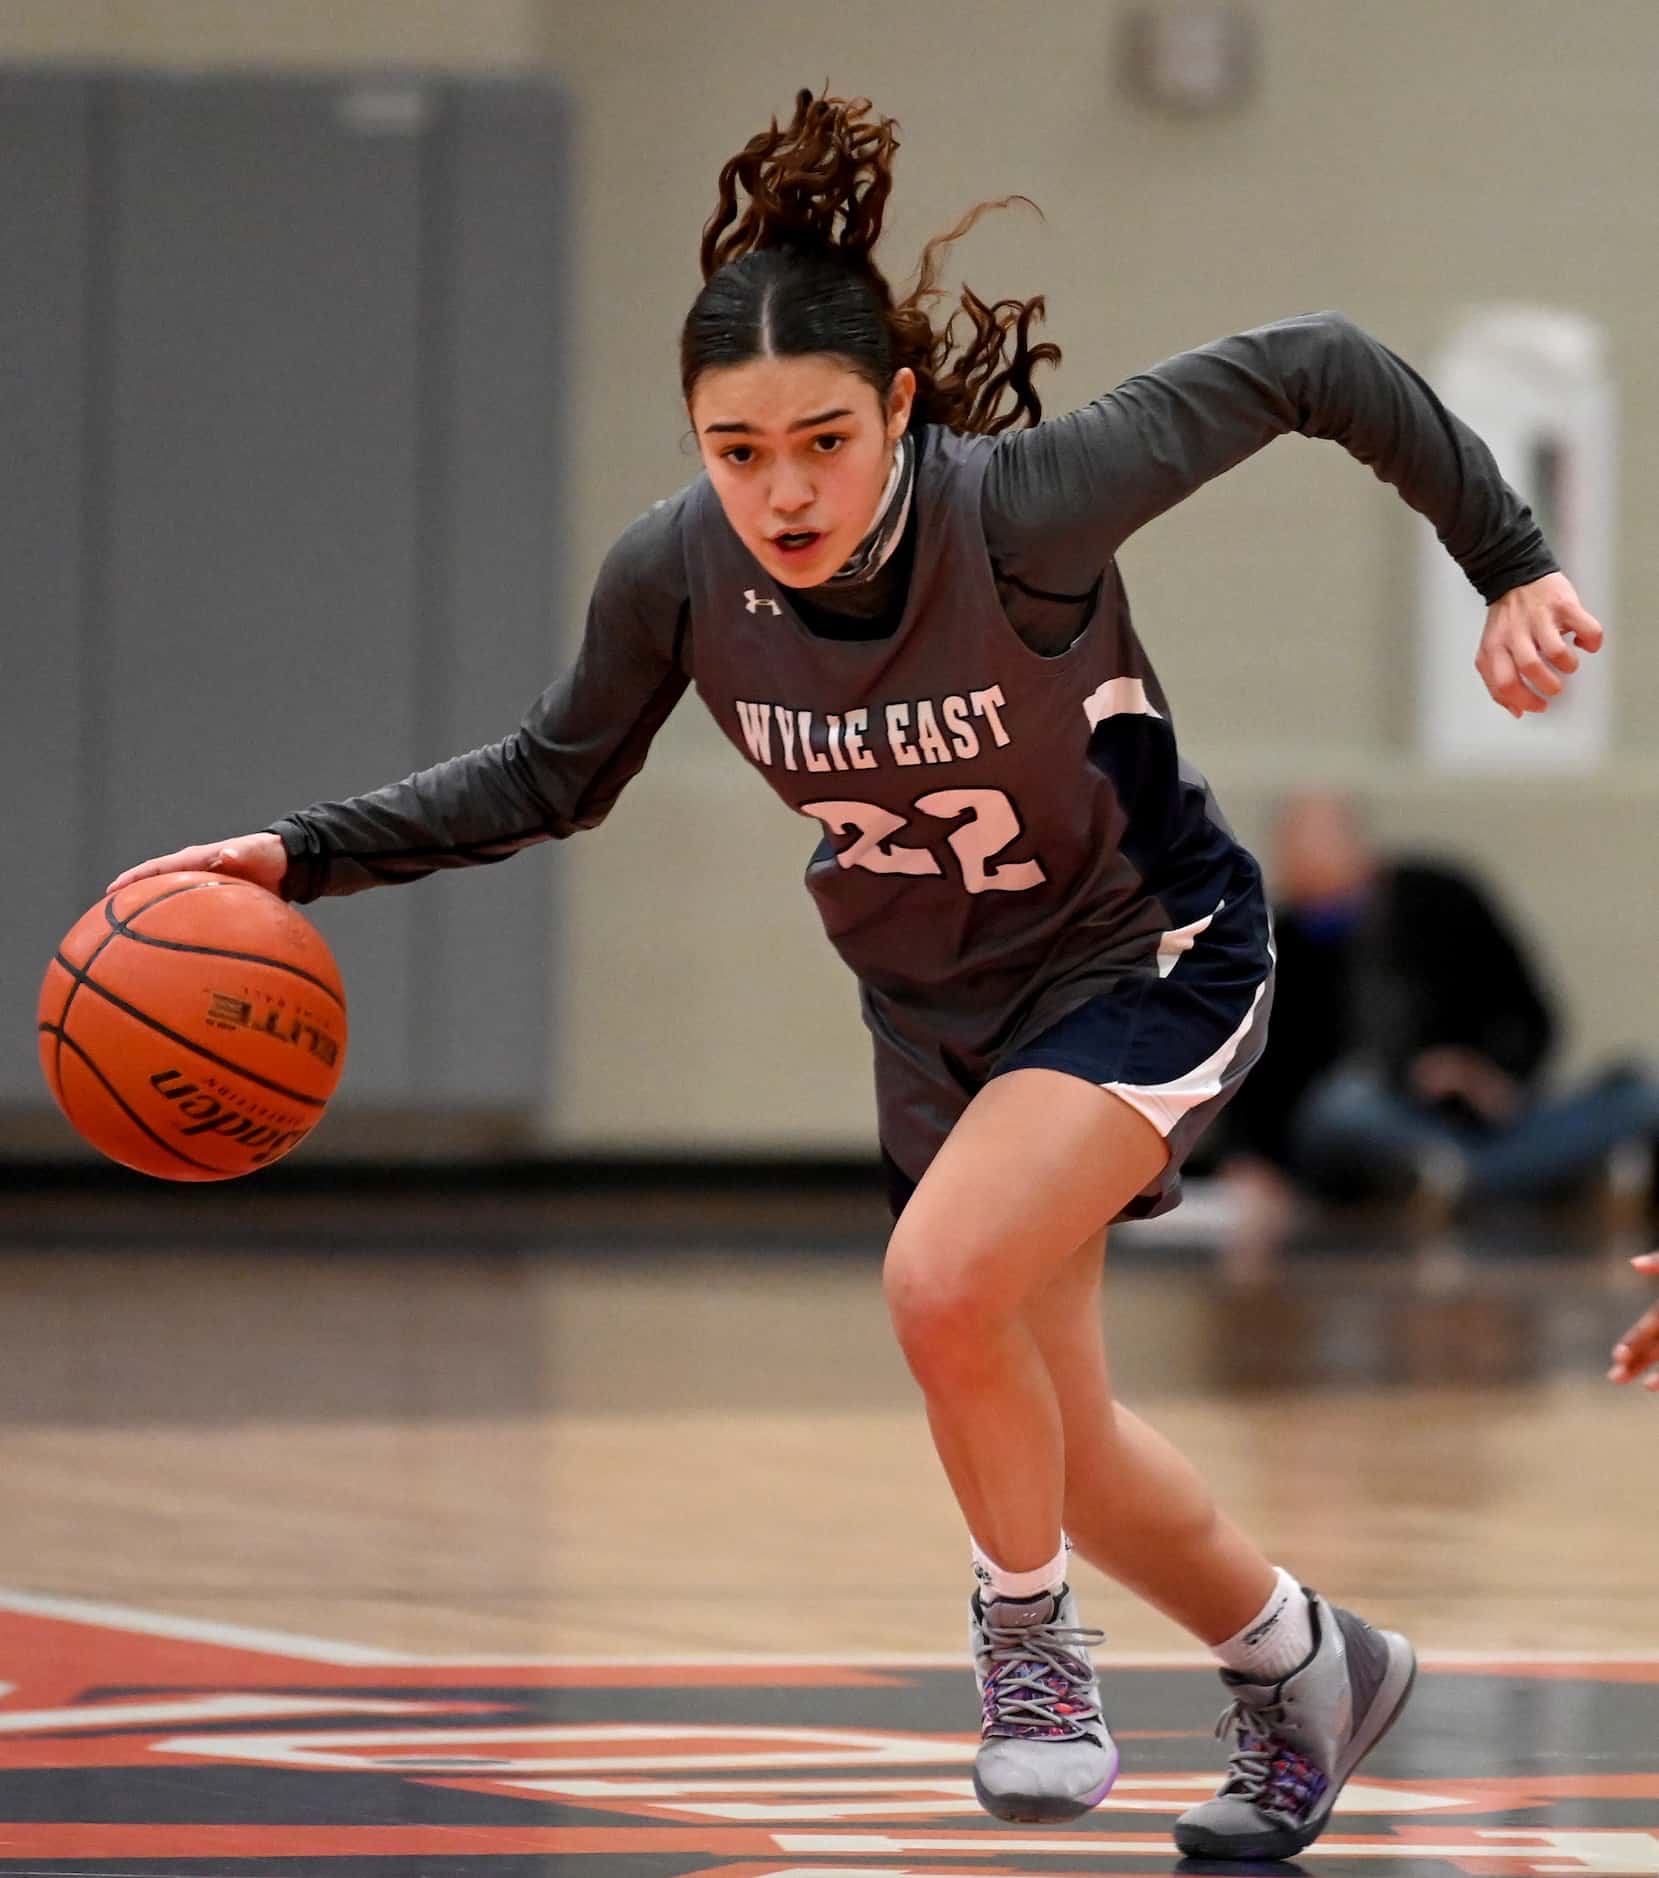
left=37, top=872, right=348, bottom=1182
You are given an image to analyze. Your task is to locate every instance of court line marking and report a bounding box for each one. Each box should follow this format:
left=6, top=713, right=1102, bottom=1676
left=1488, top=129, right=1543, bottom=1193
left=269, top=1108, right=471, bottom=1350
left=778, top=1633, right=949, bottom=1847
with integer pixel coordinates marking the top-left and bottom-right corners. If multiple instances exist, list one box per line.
left=0, top=1590, right=412, bottom=1666
left=1, top=1590, right=1656, bottom=1671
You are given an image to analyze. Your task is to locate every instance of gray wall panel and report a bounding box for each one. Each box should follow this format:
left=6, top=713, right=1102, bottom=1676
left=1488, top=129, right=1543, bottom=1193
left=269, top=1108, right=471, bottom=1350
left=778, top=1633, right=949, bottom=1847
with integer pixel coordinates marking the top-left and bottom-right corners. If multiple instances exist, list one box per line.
left=0, top=73, right=90, bottom=1102
left=102, top=74, right=428, bottom=1099
left=416, top=81, right=566, bottom=1105
left=4, top=66, right=564, bottom=1140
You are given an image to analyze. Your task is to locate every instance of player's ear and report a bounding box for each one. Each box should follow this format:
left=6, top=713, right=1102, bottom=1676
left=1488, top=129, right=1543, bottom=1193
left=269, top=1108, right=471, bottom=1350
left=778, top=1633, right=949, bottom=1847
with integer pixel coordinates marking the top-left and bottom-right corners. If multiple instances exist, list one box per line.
left=886, top=367, right=917, bottom=442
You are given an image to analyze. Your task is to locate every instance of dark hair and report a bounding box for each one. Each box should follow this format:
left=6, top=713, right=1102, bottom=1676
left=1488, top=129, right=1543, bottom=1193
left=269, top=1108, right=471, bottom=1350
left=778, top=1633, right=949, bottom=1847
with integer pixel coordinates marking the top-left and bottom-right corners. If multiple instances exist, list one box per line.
left=680, top=90, right=1061, bottom=436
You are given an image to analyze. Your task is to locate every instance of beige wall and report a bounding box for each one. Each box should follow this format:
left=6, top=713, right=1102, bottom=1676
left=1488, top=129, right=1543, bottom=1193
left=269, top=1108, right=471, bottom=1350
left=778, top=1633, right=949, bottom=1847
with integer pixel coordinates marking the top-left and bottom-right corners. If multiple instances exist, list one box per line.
left=11, top=1, right=1657, bottom=1149
left=544, top=0, right=1659, bottom=1147
left=0, top=0, right=544, bottom=69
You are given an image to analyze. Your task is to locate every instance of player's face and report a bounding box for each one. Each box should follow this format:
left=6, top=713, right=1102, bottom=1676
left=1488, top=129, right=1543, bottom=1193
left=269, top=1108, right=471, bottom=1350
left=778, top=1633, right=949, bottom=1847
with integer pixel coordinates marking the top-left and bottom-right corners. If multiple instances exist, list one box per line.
left=691, top=356, right=915, bottom=588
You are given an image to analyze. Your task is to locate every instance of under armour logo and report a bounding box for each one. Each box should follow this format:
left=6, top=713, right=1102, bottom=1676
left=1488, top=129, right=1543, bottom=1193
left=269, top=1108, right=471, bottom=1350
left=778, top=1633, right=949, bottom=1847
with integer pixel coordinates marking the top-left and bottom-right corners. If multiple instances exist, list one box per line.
left=745, top=589, right=781, bottom=615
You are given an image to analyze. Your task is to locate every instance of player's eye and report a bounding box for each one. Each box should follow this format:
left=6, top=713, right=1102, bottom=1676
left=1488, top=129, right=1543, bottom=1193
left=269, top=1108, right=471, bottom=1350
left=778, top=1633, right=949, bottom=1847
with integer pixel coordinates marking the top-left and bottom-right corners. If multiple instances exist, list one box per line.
left=811, top=434, right=845, bottom=454
left=721, top=445, right=755, bottom=465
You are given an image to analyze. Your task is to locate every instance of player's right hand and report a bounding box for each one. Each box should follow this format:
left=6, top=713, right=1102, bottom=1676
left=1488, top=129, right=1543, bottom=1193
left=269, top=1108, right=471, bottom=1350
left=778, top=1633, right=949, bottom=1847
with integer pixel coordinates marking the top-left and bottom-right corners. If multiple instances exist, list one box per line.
left=105, top=832, right=289, bottom=897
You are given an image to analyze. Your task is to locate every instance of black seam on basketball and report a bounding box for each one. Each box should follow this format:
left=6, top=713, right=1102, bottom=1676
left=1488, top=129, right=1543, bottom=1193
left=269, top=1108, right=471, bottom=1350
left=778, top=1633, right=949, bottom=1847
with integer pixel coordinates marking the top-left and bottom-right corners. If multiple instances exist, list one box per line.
left=103, top=879, right=215, bottom=930
left=51, top=953, right=327, bottom=1109
left=52, top=882, right=203, bottom=1097
left=102, top=880, right=345, bottom=1009
left=38, top=1023, right=225, bottom=1175
left=104, top=928, right=345, bottom=1009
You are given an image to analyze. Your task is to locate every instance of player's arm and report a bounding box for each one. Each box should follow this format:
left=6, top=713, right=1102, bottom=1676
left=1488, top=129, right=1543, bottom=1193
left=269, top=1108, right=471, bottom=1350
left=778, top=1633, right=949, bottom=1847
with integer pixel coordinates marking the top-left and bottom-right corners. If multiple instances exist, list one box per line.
left=108, top=502, right=692, bottom=904
left=987, top=311, right=1603, bottom=712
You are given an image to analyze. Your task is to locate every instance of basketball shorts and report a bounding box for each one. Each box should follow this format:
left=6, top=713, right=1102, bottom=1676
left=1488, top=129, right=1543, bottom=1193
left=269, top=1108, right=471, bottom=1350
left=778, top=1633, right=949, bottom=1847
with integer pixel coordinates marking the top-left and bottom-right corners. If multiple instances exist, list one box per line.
left=879, top=886, right=1275, bottom=1224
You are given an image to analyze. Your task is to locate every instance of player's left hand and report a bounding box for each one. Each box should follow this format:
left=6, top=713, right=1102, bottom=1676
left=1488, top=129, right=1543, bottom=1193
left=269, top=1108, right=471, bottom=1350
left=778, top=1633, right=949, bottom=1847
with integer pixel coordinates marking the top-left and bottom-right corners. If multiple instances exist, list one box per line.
left=1608, top=1251, right=1659, bottom=1391
left=1476, top=571, right=1604, bottom=718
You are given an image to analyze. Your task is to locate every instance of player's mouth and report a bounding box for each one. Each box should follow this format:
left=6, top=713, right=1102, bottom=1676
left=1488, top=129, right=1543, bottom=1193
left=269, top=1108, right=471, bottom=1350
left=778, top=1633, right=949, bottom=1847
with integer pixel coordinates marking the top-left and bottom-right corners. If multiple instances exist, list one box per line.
left=770, top=529, right=824, bottom=558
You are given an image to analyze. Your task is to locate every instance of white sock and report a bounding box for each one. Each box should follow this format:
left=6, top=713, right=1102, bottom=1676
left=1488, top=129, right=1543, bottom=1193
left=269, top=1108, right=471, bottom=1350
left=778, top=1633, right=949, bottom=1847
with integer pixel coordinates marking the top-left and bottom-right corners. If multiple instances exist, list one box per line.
left=1212, top=1566, right=1315, bottom=1683
left=971, top=1534, right=1069, bottom=1601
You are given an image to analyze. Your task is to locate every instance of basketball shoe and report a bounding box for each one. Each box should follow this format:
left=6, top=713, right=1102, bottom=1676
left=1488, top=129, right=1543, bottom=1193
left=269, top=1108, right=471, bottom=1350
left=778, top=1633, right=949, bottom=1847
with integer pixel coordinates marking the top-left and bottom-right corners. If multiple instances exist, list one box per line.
left=970, top=1584, right=1119, bottom=1822
left=1173, top=1588, right=1416, bottom=1860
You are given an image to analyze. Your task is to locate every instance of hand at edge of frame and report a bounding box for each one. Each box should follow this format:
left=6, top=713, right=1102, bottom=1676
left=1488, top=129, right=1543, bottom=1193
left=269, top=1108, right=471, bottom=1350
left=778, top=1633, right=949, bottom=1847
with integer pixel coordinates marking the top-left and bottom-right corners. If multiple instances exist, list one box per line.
left=1608, top=1250, right=1659, bottom=1391
left=1476, top=571, right=1604, bottom=719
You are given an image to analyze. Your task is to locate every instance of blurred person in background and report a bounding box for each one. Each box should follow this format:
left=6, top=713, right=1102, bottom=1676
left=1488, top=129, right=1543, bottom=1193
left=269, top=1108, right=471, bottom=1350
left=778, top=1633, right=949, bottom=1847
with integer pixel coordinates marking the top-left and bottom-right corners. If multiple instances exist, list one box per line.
left=1220, top=791, right=1659, bottom=1265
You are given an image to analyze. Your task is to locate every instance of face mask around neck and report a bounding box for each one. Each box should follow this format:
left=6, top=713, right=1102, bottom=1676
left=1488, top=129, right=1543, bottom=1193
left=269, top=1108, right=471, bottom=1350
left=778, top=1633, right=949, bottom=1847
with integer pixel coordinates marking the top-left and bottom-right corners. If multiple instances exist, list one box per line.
left=823, top=431, right=915, bottom=587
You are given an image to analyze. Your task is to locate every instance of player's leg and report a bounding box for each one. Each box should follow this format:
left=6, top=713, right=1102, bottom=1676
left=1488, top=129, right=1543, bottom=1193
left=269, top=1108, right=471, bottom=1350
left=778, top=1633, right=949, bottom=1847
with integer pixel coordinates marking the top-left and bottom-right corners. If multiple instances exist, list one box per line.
left=1023, top=1222, right=1416, bottom=1861
left=893, top=890, right=1278, bottom=1608
left=881, top=1067, right=1164, bottom=1823
left=882, top=1068, right=1165, bottom=1578
left=881, top=869, right=1404, bottom=1842
left=1023, top=1227, right=1277, bottom=1639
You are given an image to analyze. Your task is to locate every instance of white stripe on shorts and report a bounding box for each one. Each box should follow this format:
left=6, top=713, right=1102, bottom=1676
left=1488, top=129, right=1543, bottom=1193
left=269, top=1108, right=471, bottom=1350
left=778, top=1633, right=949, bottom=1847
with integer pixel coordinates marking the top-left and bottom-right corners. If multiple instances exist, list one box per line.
left=1102, top=973, right=1270, bottom=1138
left=1155, top=898, right=1221, bottom=980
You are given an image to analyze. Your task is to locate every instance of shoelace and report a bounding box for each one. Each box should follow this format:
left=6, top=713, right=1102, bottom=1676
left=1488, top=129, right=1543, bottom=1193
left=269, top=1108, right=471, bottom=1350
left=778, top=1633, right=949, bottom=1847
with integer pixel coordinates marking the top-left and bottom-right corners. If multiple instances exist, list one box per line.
left=1212, top=1698, right=1331, bottom=1823
left=979, top=1620, right=1107, bottom=1742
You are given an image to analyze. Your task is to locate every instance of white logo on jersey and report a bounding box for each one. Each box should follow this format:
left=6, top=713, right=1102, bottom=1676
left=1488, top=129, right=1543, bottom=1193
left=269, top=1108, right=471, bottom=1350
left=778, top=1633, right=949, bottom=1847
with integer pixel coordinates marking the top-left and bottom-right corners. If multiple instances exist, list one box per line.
left=744, top=589, right=781, bottom=615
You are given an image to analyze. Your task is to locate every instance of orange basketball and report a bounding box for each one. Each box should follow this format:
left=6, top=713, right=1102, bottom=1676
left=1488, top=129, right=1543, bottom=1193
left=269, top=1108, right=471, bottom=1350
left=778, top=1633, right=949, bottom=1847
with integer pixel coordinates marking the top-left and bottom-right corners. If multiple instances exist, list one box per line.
left=37, top=872, right=348, bottom=1181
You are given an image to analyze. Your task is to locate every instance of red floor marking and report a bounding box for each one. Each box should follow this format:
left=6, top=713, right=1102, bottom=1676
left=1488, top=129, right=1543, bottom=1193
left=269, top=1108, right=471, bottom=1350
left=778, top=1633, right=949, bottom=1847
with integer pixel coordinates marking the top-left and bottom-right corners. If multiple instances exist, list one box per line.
left=0, top=1612, right=907, bottom=1691
left=0, top=1824, right=770, bottom=1856
left=703, top=1869, right=1187, bottom=1878
left=1, top=1596, right=1656, bottom=1873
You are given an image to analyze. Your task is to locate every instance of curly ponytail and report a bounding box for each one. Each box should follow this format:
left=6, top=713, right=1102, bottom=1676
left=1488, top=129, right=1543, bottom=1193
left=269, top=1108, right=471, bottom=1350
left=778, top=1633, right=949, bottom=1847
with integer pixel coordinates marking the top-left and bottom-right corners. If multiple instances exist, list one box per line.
left=680, top=89, right=1061, bottom=437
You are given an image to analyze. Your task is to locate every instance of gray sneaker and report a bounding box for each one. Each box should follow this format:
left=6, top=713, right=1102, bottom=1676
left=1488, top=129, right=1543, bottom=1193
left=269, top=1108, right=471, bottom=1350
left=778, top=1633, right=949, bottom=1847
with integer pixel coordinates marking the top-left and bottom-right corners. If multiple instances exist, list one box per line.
left=1174, top=1588, right=1416, bottom=1860
left=970, top=1583, right=1119, bottom=1823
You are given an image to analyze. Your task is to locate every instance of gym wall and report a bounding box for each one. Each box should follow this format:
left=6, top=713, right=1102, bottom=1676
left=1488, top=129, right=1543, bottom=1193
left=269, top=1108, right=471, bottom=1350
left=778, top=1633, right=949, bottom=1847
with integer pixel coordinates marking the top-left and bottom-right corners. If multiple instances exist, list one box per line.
left=5, top=0, right=1655, bottom=1154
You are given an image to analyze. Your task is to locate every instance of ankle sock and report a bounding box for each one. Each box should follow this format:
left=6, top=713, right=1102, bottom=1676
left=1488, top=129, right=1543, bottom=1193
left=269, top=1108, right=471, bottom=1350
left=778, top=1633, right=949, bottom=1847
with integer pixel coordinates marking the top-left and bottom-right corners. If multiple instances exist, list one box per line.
left=1212, top=1566, right=1315, bottom=1683
left=971, top=1534, right=1069, bottom=1601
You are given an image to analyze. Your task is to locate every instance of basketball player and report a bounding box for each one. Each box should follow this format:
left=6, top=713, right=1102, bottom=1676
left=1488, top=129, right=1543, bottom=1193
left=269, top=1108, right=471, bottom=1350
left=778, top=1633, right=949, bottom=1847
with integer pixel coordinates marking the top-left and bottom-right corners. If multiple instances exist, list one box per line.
left=110, top=91, right=1608, bottom=1857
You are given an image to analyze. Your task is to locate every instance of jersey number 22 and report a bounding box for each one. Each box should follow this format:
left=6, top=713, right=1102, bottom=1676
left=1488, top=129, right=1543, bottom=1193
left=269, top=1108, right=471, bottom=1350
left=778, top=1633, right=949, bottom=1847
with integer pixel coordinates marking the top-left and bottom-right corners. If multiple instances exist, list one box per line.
left=800, top=788, right=1046, bottom=895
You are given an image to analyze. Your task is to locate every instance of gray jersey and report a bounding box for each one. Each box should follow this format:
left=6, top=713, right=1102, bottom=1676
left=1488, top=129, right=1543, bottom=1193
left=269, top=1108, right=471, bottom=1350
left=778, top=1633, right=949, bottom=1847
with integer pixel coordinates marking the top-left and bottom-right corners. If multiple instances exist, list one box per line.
left=678, top=426, right=1245, bottom=1165
left=269, top=312, right=1554, bottom=1159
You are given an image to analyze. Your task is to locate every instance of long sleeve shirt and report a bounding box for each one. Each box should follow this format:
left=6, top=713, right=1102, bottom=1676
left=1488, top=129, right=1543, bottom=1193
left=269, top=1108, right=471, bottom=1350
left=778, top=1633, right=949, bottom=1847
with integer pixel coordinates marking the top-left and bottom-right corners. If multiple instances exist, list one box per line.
left=270, top=312, right=1554, bottom=903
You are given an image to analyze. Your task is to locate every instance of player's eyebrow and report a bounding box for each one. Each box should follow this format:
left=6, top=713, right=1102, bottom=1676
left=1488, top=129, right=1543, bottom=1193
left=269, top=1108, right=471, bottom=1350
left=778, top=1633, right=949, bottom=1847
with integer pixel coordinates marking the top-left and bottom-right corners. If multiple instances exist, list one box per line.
left=702, top=407, right=854, bottom=435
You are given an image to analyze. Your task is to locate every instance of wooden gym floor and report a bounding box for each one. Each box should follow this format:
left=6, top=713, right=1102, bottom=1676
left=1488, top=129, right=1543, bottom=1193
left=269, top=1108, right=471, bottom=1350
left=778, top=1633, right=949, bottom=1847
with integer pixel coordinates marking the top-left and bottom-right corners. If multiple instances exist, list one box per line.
left=0, top=1169, right=1655, bottom=1875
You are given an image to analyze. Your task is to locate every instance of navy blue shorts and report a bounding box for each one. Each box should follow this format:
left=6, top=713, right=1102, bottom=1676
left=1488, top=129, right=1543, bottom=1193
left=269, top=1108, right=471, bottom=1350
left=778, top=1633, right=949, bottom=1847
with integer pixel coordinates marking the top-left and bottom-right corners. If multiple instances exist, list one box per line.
left=881, top=887, right=1275, bottom=1224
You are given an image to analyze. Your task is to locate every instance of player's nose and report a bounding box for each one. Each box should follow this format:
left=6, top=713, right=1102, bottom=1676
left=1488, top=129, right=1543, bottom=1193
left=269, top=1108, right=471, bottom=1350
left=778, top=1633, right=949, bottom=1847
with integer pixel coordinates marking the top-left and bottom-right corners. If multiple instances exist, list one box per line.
left=768, top=469, right=815, bottom=516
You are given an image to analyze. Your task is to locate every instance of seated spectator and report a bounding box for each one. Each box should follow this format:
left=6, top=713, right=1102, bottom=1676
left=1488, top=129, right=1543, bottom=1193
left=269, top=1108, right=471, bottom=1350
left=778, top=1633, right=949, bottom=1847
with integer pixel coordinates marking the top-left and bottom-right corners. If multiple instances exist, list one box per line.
left=1220, top=792, right=1659, bottom=1260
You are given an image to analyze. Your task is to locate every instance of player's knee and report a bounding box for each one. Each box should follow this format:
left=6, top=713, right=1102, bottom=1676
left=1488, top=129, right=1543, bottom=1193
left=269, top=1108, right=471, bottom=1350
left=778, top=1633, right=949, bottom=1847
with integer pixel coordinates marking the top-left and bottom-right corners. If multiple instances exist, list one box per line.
left=882, top=1225, right=1000, bottom=1378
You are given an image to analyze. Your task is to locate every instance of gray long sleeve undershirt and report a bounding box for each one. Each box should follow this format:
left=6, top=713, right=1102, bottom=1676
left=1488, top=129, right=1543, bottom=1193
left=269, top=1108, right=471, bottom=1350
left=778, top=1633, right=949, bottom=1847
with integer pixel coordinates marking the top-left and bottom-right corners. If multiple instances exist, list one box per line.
left=272, top=311, right=1556, bottom=901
